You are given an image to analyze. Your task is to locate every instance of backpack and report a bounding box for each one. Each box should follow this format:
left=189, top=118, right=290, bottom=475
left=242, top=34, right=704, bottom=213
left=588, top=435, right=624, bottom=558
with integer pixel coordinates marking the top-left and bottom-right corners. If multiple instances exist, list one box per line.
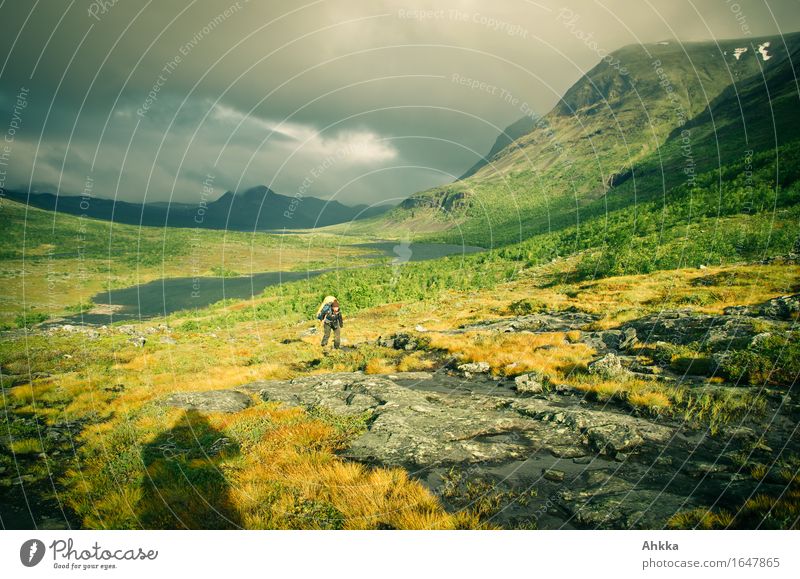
left=316, top=296, right=336, bottom=320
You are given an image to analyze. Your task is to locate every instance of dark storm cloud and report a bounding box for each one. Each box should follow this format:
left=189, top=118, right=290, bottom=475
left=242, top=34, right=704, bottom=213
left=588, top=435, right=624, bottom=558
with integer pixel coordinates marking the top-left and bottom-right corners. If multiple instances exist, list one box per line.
left=1, top=0, right=799, bottom=205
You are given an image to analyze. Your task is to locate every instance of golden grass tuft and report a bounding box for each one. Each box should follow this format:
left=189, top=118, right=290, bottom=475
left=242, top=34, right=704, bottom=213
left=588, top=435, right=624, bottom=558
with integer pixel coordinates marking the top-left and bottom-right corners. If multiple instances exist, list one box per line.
left=365, top=358, right=396, bottom=374
left=9, top=437, right=45, bottom=455
left=396, top=352, right=435, bottom=372
left=628, top=390, right=672, bottom=411
left=750, top=464, right=768, bottom=481
left=667, top=507, right=733, bottom=529
left=427, top=331, right=594, bottom=378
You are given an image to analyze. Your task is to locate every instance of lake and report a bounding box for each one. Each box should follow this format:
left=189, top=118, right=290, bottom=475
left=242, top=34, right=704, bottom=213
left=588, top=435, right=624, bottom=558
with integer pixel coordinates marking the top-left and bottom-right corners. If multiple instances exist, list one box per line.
left=64, top=242, right=483, bottom=325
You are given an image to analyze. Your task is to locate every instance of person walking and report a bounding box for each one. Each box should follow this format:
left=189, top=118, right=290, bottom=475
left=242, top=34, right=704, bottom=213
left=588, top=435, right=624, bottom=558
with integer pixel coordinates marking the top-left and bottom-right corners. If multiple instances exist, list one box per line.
left=317, top=297, right=344, bottom=349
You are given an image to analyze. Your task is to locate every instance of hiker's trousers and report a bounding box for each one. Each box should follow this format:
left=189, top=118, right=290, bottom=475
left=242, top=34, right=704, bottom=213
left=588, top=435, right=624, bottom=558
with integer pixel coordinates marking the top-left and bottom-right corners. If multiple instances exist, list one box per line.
left=321, top=322, right=341, bottom=348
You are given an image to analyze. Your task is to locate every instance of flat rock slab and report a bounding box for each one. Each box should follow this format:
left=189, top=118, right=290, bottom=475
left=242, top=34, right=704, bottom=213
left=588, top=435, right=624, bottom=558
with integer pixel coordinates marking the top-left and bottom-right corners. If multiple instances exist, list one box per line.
left=455, top=311, right=598, bottom=333
left=168, top=370, right=794, bottom=529
left=238, top=371, right=676, bottom=476
left=163, top=390, right=253, bottom=413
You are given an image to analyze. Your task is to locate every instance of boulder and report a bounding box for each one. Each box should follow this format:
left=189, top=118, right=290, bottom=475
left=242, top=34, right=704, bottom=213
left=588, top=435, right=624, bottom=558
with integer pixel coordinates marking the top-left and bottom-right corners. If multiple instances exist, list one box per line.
left=587, top=353, right=629, bottom=379
left=619, top=327, right=638, bottom=350
left=514, top=372, right=546, bottom=395
left=458, top=361, right=491, bottom=375
left=378, top=333, right=426, bottom=351
left=585, top=423, right=644, bottom=455
left=543, top=468, right=566, bottom=482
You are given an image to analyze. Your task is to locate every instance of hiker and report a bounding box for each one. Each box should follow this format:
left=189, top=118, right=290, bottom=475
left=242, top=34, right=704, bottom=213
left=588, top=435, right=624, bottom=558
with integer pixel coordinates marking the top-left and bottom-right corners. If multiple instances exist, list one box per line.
left=317, top=297, right=344, bottom=349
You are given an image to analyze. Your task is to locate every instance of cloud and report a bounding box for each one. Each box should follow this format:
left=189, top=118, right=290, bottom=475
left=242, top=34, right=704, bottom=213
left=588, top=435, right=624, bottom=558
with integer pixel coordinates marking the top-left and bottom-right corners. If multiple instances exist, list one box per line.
left=210, top=102, right=398, bottom=164
left=1, top=0, right=798, bottom=204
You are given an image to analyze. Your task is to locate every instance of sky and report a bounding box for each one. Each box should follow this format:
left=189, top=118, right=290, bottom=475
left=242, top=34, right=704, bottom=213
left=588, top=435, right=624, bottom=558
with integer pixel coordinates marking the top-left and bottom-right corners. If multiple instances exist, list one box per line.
left=1, top=0, right=799, bottom=207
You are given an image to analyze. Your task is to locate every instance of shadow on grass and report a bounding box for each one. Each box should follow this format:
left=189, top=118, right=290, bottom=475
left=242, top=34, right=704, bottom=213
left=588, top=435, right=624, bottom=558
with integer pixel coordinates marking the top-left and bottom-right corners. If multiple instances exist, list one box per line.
left=138, top=410, right=241, bottom=529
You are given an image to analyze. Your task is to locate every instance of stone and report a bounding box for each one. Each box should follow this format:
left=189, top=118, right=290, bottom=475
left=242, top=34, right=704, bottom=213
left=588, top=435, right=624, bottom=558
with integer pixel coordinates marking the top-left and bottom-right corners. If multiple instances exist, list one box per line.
left=239, top=372, right=591, bottom=468
left=131, top=336, right=146, bottom=347
left=415, top=325, right=427, bottom=332
left=558, top=470, right=696, bottom=529
left=514, top=372, right=546, bottom=395
left=586, top=423, right=644, bottom=455
left=587, top=353, right=629, bottom=379
left=619, top=327, right=638, bottom=350
left=458, top=361, right=490, bottom=375
left=624, top=310, right=759, bottom=349
left=753, top=294, right=800, bottom=319
left=163, top=390, right=253, bottom=413
left=542, top=468, right=566, bottom=482
left=599, top=330, right=623, bottom=350
left=160, top=336, right=177, bottom=345
left=457, top=311, right=598, bottom=334
left=378, top=333, right=425, bottom=351
left=148, top=366, right=795, bottom=530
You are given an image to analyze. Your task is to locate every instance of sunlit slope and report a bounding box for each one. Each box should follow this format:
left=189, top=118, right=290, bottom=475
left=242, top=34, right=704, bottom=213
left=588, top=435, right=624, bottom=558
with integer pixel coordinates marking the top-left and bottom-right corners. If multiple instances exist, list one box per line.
left=374, top=33, right=800, bottom=247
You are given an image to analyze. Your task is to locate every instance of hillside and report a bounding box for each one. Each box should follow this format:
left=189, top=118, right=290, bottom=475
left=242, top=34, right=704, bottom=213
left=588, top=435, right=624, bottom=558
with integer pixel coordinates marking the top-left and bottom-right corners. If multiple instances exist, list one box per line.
left=377, top=33, right=800, bottom=249
left=2, top=184, right=391, bottom=232
left=0, top=197, right=374, bottom=327
left=457, top=115, right=539, bottom=180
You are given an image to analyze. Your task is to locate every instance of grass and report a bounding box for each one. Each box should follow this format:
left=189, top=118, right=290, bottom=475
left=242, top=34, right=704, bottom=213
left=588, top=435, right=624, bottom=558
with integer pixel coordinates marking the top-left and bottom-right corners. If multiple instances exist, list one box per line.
left=0, top=198, right=377, bottom=327
left=7, top=438, right=45, bottom=455
left=1, top=252, right=797, bottom=528
left=67, top=402, right=481, bottom=529
left=427, top=331, right=594, bottom=378
left=669, top=458, right=800, bottom=529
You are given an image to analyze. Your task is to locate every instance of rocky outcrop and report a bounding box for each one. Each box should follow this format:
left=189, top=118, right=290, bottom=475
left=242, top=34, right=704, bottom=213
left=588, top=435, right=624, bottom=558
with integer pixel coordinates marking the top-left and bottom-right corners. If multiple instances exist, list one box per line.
left=235, top=371, right=676, bottom=469
left=377, top=333, right=429, bottom=351
left=587, top=353, right=630, bottom=380
left=723, top=294, right=799, bottom=320
left=157, top=366, right=795, bottom=529
left=514, top=372, right=547, bottom=395
left=457, top=311, right=598, bottom=333
left=457, top=361, right=490, bottom=376
left=163, top=390, right=253, bottom=413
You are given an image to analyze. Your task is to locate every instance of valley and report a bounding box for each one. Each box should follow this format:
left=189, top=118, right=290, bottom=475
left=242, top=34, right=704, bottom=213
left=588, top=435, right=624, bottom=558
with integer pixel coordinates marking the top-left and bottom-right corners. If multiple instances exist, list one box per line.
left=2, top=30, right=799, bottom=531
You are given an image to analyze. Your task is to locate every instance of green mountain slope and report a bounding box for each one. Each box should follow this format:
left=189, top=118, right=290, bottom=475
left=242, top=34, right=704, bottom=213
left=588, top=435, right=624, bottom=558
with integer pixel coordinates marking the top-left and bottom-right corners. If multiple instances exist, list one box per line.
left=378, top=32, right=800, bottom=249
left=458, top=115, right=539, bottom=180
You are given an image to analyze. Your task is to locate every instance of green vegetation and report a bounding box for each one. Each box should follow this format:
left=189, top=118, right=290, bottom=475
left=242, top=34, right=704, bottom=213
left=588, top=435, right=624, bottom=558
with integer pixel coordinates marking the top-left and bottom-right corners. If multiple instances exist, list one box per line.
left=718, top=332, right=800, bottom=386
left=0, top=197, right=376, bottom=325
left=2, top=34, right=799, bottom=530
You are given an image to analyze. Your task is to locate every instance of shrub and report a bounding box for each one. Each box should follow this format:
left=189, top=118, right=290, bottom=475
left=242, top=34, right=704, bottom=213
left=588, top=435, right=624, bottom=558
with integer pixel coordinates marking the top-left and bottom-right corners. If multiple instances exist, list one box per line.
left=719, top=333, right=800, bottom=386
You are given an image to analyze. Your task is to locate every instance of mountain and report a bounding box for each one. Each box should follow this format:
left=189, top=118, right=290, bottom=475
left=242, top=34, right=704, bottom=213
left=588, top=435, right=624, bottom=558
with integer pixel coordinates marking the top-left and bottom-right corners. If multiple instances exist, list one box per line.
left=381, top=32, right=800, bottom=248
left=2, top=185, right=392, bottom=231
left=458, top=115, right=539, bottom=180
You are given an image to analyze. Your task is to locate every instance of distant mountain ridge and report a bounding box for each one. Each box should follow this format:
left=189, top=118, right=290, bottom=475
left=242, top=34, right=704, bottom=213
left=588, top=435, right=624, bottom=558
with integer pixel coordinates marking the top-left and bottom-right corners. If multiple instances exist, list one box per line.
left=2, top=185, right=392, bottom=230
